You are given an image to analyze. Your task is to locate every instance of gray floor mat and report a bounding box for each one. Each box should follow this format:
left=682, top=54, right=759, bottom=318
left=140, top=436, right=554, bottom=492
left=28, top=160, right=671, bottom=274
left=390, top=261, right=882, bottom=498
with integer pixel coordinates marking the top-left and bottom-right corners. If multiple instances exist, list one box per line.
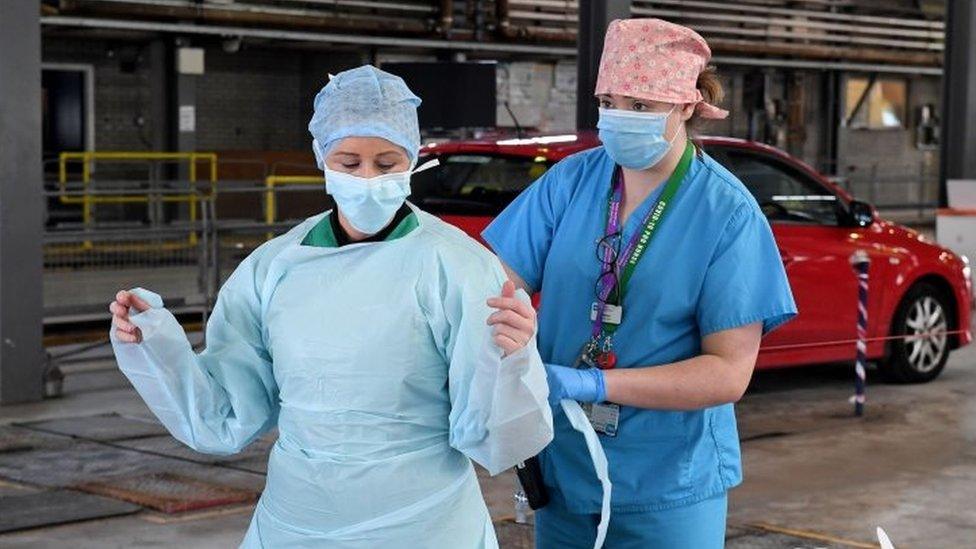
left=114, top=434, right=271, bottom=473
left=17, top=413, right=168, bottom=442
left=727, top=526, right=852, bottom=548
left=0, top=489, right=140, bottom=533
left=0, top=425, right=74, bottom=454
left=75, top=472, right=258, bottom=514
left=0, top=440, right=266, bottom=493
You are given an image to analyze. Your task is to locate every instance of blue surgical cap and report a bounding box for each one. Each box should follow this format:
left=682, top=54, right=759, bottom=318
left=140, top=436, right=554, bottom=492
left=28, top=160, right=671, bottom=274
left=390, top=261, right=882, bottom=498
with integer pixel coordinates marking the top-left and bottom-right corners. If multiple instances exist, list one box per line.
left=308, top=65, right=422, bottom=164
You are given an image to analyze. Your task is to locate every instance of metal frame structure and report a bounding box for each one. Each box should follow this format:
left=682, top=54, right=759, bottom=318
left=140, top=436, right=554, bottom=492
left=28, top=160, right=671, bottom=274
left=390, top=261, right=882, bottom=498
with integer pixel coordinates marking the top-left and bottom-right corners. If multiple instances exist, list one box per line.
left=263, top=175, right=324, bottom=239
left=0, top=0, right=45, bottom=404
left=940, top=0, right=976, bottom=207
left=42, top=0, right=946, bottom=70
left=41, top=16, right=578, bottom=56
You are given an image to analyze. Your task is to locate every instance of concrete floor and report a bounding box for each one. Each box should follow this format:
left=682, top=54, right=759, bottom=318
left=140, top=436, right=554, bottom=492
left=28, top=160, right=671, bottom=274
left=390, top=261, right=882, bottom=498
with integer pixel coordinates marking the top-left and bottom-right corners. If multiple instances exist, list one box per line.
left=2, top=338, right=975, bottom=547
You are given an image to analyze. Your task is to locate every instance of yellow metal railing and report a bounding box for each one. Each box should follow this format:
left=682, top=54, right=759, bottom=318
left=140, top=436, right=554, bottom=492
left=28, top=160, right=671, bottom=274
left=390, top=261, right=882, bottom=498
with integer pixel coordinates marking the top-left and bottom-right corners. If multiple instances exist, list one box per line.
left=58, top=151, right=219, bottom=248
left=264, top=174, right=324, bottom=239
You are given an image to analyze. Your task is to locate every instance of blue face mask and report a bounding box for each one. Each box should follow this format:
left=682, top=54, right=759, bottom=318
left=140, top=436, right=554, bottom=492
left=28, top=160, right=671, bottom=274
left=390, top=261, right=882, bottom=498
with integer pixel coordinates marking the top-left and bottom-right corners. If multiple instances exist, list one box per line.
left=313, top=139, right=439, bottom=235
left=597, top=106, right=679, bottom=170
left=324, top=167, right=412, bottom=235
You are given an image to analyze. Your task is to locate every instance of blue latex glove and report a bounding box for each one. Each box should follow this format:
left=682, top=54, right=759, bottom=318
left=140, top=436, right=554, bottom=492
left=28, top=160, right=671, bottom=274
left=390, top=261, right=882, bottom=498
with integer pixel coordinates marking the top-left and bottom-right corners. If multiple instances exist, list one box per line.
left=544, top=363, right=607, bottom=405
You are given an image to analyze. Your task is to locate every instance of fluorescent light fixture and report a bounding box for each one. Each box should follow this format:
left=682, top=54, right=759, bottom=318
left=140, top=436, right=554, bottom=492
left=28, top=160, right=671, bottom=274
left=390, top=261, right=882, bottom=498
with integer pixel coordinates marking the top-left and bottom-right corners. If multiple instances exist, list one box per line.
left=771, top=195, right=838, bottom=202
left=496, top=134, right=578, bottom=146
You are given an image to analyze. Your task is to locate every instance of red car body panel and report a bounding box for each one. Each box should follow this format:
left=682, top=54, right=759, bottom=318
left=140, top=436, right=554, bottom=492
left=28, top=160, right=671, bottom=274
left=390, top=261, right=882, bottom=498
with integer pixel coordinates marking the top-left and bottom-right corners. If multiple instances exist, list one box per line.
left=421, top=133, right=972, bottom=369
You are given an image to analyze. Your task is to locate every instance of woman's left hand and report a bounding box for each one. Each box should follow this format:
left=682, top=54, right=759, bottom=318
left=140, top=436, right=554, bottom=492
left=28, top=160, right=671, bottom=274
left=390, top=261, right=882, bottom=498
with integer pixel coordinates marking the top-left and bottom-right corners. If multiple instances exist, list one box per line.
left=487, top=280, right=537, bottom=357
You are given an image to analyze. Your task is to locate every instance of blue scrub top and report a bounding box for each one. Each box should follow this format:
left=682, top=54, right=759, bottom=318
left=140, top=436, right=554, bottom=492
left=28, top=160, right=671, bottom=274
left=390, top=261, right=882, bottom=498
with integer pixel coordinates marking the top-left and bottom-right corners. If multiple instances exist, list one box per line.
left=482, top=145, right=797, bottom=514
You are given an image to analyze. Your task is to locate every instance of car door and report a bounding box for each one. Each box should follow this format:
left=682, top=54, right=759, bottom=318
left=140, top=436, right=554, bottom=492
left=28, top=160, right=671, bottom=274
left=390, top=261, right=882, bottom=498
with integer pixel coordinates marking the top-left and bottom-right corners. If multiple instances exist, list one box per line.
left=706, top=146, right=882, bottom=367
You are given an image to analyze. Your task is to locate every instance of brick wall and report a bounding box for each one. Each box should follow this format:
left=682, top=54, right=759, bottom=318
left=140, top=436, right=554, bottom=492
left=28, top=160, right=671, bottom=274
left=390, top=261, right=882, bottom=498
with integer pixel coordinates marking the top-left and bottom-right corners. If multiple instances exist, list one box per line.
left=43, top=37, right=364, bottom=153
left=43, top=38, right=157, bottom=151
left=197, top=48, right=364, bottom=151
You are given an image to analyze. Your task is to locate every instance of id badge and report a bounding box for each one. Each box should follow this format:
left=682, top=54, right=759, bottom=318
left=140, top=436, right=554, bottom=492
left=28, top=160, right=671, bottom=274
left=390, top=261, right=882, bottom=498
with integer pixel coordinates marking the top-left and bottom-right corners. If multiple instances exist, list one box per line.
left=583, top=402, right=620, bottom=437
left=590, top=302, right=622, bottom=325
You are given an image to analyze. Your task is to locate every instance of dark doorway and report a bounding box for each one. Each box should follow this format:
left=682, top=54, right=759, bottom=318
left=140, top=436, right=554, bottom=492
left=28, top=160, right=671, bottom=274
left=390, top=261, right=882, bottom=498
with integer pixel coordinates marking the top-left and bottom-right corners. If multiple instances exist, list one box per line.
left=42, top=69, right=88, bottom=158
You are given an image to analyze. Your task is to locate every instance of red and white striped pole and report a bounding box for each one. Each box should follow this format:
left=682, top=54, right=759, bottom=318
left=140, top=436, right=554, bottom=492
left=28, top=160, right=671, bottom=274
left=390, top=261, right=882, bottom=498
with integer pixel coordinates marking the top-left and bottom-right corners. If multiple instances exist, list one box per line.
left=850, top=250, right=870, bottom=417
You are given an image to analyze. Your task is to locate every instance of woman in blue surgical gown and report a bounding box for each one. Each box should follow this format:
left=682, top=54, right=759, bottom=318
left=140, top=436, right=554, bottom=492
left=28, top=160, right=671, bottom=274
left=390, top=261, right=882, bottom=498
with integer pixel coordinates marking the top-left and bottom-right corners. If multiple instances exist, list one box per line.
left=108, top=65, right=553, bottom=548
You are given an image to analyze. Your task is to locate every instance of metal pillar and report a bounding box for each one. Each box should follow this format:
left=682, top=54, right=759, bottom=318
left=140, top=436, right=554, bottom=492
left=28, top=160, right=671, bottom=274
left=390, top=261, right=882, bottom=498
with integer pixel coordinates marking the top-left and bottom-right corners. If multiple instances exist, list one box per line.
left=821, top=70, right=840, bottom=174
left=0, top=1, right=45, bottom=404
left=148, top=39, right=171, bottom=152
left=940, top=0, right=976, bottom=207
left=576, top=0, right=629, bottom=130
left=169, top=43, right=200, bottom=221
left=173, top=44, right=200, bottom=154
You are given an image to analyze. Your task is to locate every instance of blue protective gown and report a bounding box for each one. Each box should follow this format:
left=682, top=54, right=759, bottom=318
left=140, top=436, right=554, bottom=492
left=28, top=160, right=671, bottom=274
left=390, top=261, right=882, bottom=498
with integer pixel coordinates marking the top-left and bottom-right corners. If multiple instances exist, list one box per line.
left=111, top=206, right=554, bottom=548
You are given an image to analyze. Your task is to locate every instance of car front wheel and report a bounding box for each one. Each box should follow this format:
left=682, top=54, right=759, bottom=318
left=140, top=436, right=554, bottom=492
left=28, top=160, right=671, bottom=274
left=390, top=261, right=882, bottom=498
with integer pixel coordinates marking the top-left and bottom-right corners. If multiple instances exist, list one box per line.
left=880, top=282, right=952, bottom=383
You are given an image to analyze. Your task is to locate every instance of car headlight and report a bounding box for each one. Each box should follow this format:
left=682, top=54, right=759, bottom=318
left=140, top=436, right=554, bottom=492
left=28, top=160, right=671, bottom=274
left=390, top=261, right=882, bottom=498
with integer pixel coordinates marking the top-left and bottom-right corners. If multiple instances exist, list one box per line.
left=963, top=255, right=971, bottom=282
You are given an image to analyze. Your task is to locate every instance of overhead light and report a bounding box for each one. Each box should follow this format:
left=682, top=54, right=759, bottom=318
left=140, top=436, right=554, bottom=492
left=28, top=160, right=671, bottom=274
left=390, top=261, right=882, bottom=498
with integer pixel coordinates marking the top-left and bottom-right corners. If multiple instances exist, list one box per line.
left=771, top=195, right=837, bottom=202
left=496, top=134, right=578, bottom=146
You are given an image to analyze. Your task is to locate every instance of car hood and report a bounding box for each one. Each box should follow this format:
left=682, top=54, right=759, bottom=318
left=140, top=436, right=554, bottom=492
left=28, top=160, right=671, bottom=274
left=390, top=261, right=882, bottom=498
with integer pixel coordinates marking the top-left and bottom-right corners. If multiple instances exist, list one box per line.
left=877, top=218, right=963, bottom=262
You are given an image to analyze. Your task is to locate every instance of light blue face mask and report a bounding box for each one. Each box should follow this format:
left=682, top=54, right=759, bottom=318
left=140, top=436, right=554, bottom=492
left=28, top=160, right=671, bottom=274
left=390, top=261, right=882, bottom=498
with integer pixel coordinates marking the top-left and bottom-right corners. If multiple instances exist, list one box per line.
left=597, top=106, right=679, bottom=170
left=314, top=138, right=438, bottom=235
left=324, top=167, right=413, bottom=235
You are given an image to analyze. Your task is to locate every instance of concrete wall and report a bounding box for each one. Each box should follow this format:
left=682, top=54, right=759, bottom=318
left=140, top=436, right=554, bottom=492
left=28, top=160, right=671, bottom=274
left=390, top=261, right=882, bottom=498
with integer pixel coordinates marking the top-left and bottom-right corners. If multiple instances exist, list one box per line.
left=496, top=61, right=577, bottom=132
left=837, top=74, right=941, bottom=176
left=834, top=73, right=942, bottom=206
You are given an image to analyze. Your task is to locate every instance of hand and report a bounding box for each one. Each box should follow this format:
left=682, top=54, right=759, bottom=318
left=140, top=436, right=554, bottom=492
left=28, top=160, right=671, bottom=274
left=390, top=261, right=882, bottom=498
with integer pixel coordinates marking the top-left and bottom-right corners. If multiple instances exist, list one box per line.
left=544, top=363, right=607, bottom=406
left=109, top=289, right=153, bottom=343
left=487, top=280, right=537, bottom=357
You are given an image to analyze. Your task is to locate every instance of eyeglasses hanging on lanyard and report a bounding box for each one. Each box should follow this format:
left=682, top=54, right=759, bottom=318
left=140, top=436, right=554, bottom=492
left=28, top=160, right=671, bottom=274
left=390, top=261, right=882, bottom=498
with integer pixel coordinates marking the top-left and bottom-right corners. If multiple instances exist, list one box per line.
left=594, top=232, right=622, bottom=305
left=582, top=140, right=696, bottom=371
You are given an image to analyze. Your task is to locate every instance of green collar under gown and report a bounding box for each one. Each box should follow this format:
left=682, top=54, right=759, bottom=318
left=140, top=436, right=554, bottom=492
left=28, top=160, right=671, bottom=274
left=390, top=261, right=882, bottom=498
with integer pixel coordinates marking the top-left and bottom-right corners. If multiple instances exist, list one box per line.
left=301, top=203, right=419, bottom=248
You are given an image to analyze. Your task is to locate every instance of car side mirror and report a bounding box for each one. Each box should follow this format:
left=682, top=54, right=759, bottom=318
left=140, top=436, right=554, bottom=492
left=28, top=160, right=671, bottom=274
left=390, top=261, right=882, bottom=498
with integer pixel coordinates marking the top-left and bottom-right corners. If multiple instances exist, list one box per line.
left=848, top=200, right=875, bottom=227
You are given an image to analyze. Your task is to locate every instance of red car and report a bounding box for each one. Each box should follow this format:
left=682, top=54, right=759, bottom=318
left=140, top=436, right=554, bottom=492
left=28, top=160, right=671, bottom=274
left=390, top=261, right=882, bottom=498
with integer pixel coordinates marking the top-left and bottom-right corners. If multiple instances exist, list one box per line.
left=412, top=132, right=972, bottom=383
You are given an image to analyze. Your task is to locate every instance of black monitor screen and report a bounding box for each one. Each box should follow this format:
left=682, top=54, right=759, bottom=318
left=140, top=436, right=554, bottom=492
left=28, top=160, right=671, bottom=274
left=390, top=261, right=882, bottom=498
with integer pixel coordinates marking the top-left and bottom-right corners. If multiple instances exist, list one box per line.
left=383, top=62, right=497, bottom=129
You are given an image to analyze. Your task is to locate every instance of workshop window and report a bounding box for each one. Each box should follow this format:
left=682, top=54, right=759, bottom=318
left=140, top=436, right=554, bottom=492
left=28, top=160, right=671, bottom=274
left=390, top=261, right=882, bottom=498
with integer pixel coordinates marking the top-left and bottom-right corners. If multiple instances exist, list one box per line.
left=844, top=77, right=907, bottom=129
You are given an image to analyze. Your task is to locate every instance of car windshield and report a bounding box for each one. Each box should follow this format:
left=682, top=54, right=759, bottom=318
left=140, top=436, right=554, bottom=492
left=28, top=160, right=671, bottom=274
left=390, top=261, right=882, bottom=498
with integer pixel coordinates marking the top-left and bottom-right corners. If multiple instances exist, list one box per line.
left=411, top=154, right=549, bottom=216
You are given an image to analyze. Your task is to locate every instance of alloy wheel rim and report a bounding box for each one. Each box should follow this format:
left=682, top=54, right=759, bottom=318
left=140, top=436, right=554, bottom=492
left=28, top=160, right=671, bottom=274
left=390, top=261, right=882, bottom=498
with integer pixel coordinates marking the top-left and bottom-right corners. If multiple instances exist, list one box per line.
left=904, top=296, right=948, bottom=374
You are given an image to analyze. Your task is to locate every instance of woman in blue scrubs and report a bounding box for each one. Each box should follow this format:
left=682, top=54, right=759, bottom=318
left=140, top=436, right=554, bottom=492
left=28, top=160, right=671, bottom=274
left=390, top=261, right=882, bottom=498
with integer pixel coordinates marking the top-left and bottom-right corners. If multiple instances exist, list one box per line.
left=483, top=19, right=797, bottom=548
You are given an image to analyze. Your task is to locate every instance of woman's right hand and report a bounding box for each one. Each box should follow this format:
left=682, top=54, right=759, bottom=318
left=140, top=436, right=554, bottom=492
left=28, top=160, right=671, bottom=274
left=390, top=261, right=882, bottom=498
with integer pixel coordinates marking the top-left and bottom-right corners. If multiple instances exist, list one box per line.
left=110, top=290, right=153, bottom=343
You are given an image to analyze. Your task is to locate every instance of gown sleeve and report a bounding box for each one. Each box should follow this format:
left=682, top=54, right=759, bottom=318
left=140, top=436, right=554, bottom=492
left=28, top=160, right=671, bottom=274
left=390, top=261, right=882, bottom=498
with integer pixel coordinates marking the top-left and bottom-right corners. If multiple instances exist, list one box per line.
left=110, top=253, right=279, bottom=456
left=420, top=247, right=554, bottom=476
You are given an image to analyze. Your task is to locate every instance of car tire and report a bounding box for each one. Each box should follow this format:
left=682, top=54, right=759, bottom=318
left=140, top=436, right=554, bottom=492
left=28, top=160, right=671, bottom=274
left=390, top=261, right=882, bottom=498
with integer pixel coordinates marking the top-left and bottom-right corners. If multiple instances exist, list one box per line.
left=879, top=282, right=952, bottom=384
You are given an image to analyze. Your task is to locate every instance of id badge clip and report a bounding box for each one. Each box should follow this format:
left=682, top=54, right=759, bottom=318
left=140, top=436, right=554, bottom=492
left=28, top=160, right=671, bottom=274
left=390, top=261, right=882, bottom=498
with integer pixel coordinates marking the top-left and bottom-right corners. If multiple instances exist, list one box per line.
left=590, top=302, right=622, bottom=325
left=583, top=402, right=620, bottom=437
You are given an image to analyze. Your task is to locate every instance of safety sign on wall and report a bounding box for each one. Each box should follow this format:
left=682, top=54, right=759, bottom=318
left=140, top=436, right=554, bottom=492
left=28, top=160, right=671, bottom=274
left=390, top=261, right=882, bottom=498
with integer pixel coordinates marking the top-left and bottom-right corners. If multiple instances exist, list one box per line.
left=179, top=105, right=196, bottom=133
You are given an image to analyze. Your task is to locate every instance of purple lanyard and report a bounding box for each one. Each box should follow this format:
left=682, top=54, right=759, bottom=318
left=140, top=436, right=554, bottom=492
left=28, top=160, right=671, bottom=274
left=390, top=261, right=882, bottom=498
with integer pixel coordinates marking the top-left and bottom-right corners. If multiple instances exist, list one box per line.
left=590, top=169, right=652, bottom=340
left=584, top=141, right=694, bottom=363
